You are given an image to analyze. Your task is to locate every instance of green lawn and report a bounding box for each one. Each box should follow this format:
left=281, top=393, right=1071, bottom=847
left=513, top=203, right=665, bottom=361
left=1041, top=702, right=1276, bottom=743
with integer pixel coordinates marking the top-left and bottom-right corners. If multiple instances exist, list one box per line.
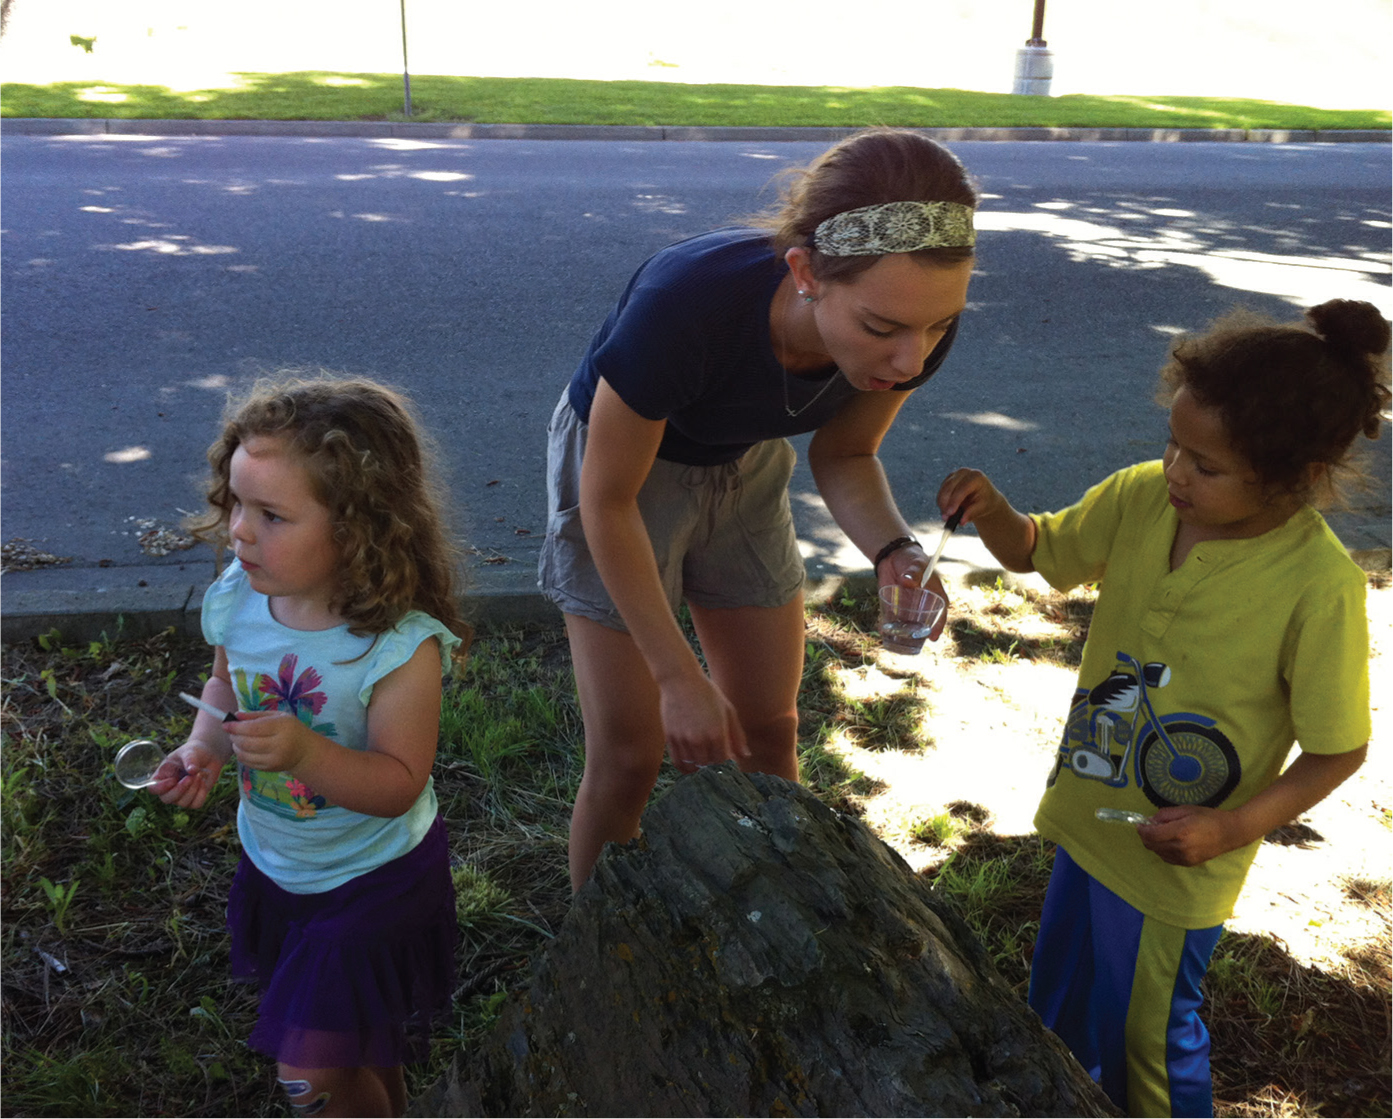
left=3, top=71, right=1388, bottom=130
left=5, top=582, right=1388, bottom=1116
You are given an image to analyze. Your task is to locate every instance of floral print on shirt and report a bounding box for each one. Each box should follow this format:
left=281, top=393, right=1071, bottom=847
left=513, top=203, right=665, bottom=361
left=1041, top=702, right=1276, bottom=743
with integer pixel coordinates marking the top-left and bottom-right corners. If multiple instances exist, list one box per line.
left=234, top=655, right=337, bottom=819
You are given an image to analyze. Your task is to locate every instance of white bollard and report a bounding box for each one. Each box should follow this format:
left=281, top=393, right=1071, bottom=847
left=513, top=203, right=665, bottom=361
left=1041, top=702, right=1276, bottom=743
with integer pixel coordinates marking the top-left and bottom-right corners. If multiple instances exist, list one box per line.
left=1012, top=45, right=1054, bottom=96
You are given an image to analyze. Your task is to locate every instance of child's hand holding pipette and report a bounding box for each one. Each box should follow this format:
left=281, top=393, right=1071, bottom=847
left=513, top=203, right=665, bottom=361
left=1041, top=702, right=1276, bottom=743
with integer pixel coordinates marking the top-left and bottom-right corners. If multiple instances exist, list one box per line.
left=178, top=687, right=334, bottom=790
left=937, top=468, right=1013, bottom=530
left=936, top=468, right=1040, bottom=575
left=225, top=709, right=327, bottom=775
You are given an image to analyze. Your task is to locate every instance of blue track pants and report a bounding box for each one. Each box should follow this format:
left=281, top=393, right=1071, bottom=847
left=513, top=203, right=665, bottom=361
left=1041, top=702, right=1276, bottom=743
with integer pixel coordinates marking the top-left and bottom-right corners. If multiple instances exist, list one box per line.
left=1027, top=846, right=1224, bottom=1117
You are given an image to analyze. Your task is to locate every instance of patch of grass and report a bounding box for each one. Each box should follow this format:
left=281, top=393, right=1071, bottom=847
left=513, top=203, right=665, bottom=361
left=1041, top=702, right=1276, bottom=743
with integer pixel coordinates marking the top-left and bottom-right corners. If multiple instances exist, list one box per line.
left=1345, top=876, right=1392, bottom=909
left=453, top=864, right=512, bottom=930
left=833, top=689, right=929, bottom=752
left=0, top=622, right=582, bottom=1118
left=947, top=800, right=994, bottom=829
left=809, top=589, right=884, bottom=656
left=438, top=630, right=583, bottom=821
left=947, top=579, right=1096, bottom=668
left=1208, top=932, right=1287, bottom=1020
left=802, top=588, right=934, bottom=753
left=910, top=802, right=996, bottom=848
left=1207, top=929, right=1392, bottom=1118
left=925, top=834, right=1055, bottom=987
left=796, top=728, right=883, bottom=815
left=1, top=72, right=1387, bottom=130
left=910, top=811, right=961, bottom=847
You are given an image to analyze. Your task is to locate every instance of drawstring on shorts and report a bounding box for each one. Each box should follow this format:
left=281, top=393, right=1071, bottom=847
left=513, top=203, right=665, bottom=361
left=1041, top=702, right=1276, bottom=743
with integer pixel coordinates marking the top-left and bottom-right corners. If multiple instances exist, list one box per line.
left=682, top=459, right=745, bottom=543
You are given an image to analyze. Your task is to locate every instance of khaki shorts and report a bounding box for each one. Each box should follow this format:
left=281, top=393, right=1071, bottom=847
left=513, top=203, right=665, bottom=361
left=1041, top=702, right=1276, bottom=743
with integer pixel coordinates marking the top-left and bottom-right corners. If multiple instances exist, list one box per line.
left=538, top=393, right=806, bottom=632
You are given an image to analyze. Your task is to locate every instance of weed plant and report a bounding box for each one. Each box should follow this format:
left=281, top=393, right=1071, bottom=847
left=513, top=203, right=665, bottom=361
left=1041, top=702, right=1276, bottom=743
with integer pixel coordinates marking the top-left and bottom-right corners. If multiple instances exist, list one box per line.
left=3, top=587, right=1388, bottom=1116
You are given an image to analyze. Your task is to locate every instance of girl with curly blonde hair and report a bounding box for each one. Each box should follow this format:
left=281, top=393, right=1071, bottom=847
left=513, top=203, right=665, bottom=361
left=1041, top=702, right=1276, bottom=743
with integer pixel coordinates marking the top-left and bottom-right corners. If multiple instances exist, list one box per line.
left=153, top=373, right=470, bottom=1117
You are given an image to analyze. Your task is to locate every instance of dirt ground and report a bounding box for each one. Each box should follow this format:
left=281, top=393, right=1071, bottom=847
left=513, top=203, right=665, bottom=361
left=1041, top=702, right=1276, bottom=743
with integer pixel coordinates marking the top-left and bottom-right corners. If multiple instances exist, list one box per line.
left=825, top=571, right=1391, bottom=978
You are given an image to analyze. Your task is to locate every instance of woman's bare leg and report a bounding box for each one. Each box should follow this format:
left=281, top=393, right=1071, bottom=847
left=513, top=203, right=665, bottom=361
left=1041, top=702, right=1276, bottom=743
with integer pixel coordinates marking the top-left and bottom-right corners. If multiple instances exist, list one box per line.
left=564, top=613, right=667, bottom=892
left=565, top=596, right=805, bottom=890
left=688, top=593, right=805, bottom=782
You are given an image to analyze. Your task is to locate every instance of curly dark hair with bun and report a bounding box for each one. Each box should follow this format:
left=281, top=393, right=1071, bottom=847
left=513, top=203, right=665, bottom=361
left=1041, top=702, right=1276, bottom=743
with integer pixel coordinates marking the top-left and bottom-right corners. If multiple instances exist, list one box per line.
left=190, top=373, right=471, bottom=663
left=1156, top=299, right=1391, bottom=503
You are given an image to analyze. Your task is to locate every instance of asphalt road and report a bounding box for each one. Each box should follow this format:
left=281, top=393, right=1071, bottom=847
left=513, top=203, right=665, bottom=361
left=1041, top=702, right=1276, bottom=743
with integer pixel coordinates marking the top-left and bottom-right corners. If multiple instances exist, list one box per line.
left=2, top=132, right=1389, bottom=634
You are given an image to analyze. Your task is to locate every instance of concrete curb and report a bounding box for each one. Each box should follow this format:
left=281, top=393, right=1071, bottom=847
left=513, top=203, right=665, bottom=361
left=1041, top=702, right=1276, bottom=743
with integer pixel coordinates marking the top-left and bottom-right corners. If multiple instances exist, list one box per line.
left=3, top=118, right=1389, bottom=143
left=0, top=521, right=659, bottom=638
left=5, top=542, right=1384, bottom=646
left=0, top=538, right=1047, bottom=644
left=1, top=557, right=564, bottom=644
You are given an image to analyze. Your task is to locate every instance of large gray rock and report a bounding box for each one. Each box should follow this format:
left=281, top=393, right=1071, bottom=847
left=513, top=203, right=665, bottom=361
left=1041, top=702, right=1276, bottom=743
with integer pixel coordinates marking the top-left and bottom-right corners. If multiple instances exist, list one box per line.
left=423, top=764, right=1116, bottom=1117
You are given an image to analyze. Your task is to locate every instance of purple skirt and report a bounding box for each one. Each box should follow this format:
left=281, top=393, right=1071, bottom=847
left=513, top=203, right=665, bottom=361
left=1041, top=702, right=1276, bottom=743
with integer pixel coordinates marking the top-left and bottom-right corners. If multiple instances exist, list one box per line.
left=227, top=815, right=457, bottom=1068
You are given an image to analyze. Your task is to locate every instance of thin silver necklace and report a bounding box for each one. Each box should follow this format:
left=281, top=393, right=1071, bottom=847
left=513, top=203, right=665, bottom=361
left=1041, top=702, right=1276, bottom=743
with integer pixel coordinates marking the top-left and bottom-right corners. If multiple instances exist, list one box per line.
left=778, top=285, right=839, bottom=418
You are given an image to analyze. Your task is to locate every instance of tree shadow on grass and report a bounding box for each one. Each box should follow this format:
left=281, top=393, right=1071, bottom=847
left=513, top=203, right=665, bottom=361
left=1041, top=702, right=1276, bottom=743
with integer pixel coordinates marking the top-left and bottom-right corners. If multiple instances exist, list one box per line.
left=1206, top=927, right=1391, bottom=1118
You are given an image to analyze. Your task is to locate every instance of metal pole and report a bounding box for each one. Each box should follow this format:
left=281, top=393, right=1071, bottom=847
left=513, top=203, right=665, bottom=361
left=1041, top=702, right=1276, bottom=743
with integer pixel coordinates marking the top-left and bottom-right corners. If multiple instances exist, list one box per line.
left=400, top=0, right=412, bottom=118
left=1028, top=0, right=1047, bottom=46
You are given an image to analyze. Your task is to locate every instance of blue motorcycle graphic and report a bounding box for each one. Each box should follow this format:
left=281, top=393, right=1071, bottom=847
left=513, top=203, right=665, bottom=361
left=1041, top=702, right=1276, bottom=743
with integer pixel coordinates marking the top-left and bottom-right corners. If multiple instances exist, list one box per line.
left=1059, top=652, right=1240, bottom=809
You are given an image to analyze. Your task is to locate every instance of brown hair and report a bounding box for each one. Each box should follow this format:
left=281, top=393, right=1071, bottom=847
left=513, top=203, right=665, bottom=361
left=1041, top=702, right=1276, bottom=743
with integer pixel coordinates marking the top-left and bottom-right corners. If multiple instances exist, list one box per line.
left=752, top=128, right=979, bottom=282
left=1156, top=299, right=1391, bottom=503
left=191, top=373, right=472, bottom=663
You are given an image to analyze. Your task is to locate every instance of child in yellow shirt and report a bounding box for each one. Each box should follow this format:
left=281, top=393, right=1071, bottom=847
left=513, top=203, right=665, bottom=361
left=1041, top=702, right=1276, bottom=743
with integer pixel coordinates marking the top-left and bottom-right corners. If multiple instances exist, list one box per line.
left=937, top=298, right=1388, bottom=1116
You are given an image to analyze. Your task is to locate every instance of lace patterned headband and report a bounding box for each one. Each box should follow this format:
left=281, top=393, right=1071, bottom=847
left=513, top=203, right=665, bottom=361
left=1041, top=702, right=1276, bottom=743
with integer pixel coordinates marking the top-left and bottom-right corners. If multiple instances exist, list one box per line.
left=812, top=200, right=976, bottom=257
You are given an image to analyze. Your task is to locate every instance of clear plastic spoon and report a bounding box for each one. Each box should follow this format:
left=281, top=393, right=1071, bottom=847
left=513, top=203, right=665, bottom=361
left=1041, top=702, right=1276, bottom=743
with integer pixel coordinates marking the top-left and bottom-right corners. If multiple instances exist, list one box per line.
left=1095, top=807, right=1152, bottom=827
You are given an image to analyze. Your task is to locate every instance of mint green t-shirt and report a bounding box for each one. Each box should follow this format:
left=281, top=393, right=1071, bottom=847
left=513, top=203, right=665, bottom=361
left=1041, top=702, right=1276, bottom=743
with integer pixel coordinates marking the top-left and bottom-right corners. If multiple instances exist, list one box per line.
left=202, top=560, right=459, bottom=894
left=1030, top=461, right=1369, bottom=928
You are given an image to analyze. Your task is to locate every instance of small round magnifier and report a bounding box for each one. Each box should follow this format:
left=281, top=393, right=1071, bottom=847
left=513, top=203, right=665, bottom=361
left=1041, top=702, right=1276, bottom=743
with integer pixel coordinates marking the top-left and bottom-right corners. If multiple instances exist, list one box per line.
left=113, top=694, right=235, bottom=791
left=113, top=739, right=172, bottom=789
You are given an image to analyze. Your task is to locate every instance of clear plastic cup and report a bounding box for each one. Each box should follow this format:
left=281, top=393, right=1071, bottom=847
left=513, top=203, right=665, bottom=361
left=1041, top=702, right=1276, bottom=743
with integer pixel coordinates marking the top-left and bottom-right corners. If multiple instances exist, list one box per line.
left=878, top=585, right=947, bottom=655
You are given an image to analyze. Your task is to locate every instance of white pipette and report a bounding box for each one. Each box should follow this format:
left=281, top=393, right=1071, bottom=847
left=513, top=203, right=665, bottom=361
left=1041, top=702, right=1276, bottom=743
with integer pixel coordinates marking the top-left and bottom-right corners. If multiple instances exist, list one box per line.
left=918, top=508, right=964, bottom=588
left=179, top=691, right=239, bottom=723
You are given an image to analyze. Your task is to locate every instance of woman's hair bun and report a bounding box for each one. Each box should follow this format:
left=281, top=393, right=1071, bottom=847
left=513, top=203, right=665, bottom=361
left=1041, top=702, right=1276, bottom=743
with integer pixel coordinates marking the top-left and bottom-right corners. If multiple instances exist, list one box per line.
left=1305, top=299, right=1391, bottom=358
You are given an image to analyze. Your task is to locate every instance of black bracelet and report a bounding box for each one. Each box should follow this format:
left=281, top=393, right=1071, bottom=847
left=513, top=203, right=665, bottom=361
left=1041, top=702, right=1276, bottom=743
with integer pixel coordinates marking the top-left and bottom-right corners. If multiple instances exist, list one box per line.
left=873, top=535, right=918, bottom=570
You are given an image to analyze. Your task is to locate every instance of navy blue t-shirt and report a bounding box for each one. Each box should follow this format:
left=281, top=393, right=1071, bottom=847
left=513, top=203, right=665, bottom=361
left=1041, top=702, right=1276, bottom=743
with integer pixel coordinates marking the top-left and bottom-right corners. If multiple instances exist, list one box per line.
left=567, top=228, right=957, bottom=466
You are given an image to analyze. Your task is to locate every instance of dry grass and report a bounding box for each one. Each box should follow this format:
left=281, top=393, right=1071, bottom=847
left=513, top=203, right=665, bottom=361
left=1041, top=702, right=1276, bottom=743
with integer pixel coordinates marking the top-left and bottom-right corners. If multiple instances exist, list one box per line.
left=2, top=571, right=1388, bottom=1116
